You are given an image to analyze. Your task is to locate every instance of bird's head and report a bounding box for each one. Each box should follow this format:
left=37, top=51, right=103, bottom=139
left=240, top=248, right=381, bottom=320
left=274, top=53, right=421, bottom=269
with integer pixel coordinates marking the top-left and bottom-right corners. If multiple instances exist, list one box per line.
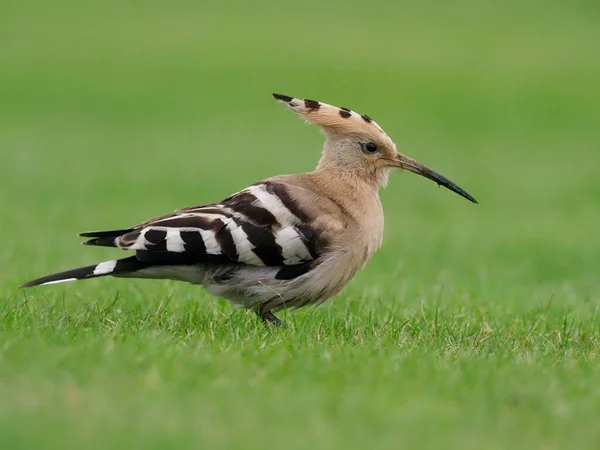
left=273, top=93, right=477, bottom=203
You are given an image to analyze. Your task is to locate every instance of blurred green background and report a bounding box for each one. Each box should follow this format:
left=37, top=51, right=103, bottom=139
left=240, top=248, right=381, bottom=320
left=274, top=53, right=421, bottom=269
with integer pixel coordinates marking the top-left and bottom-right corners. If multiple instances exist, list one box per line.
left=1, top=1, right=599, bottom=449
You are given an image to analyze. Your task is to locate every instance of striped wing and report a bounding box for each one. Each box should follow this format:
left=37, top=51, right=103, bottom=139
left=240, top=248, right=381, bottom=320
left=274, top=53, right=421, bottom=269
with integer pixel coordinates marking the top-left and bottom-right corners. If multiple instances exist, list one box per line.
left=98, top=182, right=334, bottom=272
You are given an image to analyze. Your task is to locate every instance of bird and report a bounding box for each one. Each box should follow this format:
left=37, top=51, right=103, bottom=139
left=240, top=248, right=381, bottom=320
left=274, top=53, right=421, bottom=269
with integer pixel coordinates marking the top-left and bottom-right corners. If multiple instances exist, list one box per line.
left=20, top=93, right=477, bottom=326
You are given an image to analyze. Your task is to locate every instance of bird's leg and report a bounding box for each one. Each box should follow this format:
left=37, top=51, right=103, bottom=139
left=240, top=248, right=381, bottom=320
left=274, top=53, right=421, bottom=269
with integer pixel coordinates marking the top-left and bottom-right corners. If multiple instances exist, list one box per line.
left=256, top=306, right=285, bottom=328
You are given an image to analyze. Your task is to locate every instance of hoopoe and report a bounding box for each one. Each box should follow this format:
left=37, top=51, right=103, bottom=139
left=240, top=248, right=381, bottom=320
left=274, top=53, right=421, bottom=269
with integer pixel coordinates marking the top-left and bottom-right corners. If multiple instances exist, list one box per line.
left=21, top=93, right=477, bottom=326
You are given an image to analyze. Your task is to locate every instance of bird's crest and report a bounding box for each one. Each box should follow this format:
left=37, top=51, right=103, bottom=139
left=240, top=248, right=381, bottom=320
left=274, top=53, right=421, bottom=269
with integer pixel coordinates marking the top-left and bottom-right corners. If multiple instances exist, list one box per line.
left=272, top=93, right=388, bottom=138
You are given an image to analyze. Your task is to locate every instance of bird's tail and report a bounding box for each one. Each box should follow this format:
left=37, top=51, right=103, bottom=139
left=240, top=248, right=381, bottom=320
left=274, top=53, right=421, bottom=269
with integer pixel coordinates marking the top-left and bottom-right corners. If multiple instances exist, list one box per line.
left=19, top=256, right=149, bottom=288
left=78, top=227, right=135, bottom=248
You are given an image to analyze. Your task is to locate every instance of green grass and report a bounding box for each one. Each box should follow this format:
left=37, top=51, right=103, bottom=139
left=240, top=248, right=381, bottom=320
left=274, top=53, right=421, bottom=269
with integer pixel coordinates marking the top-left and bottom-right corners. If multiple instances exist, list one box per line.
left=1, top=1, right=600, bottom=448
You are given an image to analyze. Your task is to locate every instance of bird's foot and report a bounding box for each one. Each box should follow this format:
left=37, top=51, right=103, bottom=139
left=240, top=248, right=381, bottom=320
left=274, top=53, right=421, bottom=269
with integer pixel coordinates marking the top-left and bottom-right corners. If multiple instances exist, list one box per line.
left=257, top=309, right=286, bottom=328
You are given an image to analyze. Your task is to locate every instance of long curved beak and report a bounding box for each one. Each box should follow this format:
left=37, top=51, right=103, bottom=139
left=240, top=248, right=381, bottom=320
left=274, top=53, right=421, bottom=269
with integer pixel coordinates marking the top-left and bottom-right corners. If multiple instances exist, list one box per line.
left=396, top=154, right=478, bottom=204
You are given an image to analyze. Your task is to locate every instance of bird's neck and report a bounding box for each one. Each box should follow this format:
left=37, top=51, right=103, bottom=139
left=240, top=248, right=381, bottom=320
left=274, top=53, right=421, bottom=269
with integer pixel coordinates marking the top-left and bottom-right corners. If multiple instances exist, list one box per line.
left=310, top=165, right=385, bottom=268
left=311, top=165, right=383, bottom=224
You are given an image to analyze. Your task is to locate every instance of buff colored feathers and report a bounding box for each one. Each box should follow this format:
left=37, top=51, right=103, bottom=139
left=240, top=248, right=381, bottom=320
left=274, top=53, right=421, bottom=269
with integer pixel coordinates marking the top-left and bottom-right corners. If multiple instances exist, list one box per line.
left=21, top=93, right=477, bottom=326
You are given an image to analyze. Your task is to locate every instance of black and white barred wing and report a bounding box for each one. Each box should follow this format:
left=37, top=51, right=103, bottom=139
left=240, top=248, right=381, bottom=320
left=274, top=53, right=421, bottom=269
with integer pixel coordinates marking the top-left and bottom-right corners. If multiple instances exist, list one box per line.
left=84, top=182, right=336, bottom=270
left=21, top=181, right=346, bottom=288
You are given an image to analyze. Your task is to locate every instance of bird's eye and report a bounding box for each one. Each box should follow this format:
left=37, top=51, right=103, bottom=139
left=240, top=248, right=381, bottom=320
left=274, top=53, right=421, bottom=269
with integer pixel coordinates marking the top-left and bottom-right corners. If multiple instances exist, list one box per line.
left=362, top=142, right=378, bottom=153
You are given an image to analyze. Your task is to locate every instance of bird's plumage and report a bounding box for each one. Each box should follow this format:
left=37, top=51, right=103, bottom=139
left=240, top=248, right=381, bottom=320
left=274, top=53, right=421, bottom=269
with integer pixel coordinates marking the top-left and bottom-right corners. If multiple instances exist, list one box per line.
left=82, top=181, right=337, bottom=276
left=21, top=93, right=477, bottom=325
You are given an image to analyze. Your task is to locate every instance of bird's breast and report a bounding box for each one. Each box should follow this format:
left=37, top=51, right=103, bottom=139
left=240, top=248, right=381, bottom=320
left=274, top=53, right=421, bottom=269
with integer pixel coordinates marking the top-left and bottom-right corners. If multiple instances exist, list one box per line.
left=355, top=194, right=385, bottom=268
left=327, top=193, right=384, bottom=275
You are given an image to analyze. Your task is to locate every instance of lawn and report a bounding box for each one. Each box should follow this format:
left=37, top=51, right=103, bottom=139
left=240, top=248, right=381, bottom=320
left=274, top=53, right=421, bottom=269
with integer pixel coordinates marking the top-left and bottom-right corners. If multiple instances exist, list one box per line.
left=1, top=1, right=599, bottom=449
